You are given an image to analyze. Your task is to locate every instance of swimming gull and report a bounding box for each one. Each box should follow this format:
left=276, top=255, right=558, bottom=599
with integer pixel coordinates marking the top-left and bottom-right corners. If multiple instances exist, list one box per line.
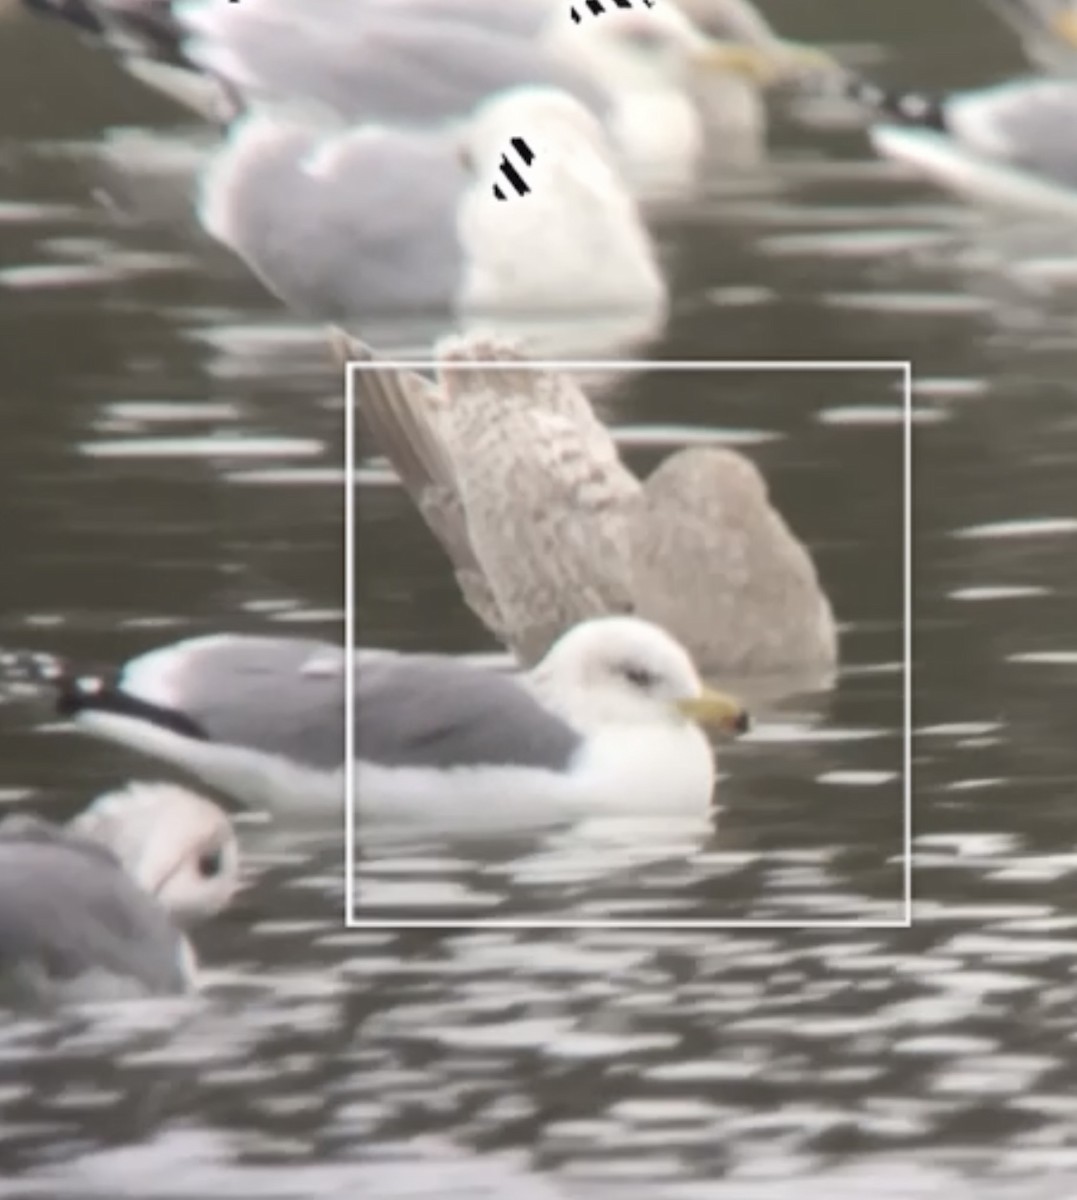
left=0, top=781, right=237, bottom=1005
left=347, top=333, right=839, bottom=689
left=852, top=73, right=1077, bottom=215
left=197, top=86, right=669, bottom=347
left=21, top=0, right=831, bottom=190
left=357, top=614, right=748, bottom=830
left=0, top=618, right=748, bottom=826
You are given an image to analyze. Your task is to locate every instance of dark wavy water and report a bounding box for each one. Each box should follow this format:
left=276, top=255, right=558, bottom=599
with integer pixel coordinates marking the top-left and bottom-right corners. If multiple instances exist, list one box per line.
left=2, top=0, right=1077, bottom=1195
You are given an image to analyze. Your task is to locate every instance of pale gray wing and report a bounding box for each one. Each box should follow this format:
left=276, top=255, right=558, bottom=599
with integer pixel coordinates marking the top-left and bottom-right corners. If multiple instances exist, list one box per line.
left=121, top=636, right=347, bottom=772
left=631, top=447, right=837, bottom=676
left=355, top=652, right=581, bottom=771
left=434, top=342, right=642, bottom=664
left=949, top=78, right=1077, bottom=187
left=349, top=341, right=509, bottom=640
left=183, top=7, right=606, bottom=126
left=198, top=115, right=467, bottom=321
left=358, top=0, right=552, bottom=40
left=0, top=817, right=187, bottom=999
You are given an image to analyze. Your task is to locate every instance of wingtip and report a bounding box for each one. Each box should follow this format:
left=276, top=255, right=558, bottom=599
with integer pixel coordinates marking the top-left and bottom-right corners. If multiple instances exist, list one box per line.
left=437, top=331, right=528, bottom=368
left=328, top=326, right=377, bottom=369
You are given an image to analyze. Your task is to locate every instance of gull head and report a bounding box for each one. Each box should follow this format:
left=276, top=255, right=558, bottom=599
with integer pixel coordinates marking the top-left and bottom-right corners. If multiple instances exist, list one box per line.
left=70, top=782, right=240, bottom=927
left=548, top=2, right=789, bottom=91
left=533, top=615, right=749, bottom=734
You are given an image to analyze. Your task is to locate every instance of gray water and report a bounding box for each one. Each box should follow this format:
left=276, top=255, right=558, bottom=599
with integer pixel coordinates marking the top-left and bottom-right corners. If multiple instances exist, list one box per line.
left=2, top=0, right=1077, bottom=1195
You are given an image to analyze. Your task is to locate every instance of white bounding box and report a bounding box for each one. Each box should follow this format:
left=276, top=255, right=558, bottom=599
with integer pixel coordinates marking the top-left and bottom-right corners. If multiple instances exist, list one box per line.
left=344, top=358, right=913, bottom=931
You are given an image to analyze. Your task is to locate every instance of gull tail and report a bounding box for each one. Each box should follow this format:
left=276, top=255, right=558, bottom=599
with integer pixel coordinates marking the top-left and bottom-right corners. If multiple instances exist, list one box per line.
left=0, top=647, right=207, bottom=741
left=55, top=675, right=210, bottom=741
left=842, top=74, right=950, bottom=133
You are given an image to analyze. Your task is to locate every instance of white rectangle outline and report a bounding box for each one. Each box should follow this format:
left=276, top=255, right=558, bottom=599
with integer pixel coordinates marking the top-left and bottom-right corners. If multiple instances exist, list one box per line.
left=344, top=359, right=912, bottom=931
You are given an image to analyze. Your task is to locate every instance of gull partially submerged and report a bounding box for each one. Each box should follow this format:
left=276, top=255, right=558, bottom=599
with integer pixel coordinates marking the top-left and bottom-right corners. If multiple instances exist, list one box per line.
left=1, top=618, right=747, bottom=827
left=349, top=334, right=838, bottom=691
left=0, top=782, right=237, bottom=1005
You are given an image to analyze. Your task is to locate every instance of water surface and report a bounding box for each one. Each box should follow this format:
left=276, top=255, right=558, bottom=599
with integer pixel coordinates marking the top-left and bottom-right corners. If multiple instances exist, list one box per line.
left=2, top=0, right=1077, bottom=1195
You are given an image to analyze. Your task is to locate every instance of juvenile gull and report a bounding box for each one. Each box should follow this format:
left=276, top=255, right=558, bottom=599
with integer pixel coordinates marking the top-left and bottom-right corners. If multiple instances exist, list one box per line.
left=0, top=619, right=747, bottom=826
left=198, top=87, right=668, bottom=345
left=0, top=781, right=237, bottom=1005
left=20, top=0, right=828, bottom=188
left=349, top=334, right=838, bottom=688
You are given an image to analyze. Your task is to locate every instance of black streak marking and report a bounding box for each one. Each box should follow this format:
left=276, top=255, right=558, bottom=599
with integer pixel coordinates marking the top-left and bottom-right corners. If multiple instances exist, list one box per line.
left=571, top=0, right=654, bottom=22
left=493, top=137, right=535, bottom=201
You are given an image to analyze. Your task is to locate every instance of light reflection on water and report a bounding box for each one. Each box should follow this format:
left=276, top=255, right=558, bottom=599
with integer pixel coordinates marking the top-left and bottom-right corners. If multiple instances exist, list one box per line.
left=1, top=0, right=1077, bottom=1195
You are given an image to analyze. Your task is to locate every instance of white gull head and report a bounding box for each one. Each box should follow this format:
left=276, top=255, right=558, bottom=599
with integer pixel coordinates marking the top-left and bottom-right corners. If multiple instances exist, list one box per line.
left=70, top=781, right=240, bottom=928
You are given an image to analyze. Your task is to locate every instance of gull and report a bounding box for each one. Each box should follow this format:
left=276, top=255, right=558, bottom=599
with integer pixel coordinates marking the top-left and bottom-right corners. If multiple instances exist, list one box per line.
left=197, top=86, right=669, bottom=348
left=0, top=781, right=238, bottom=1005
left=0, top=618, right=748, bottom=826
left=348, top=334, right=838, bottom=690
left=852, top=72, right=1077, bottom=217
left=357, top=614, right=748, bottom=831
left=843, top=1, right=1077, bottom=216
left=20, top=0, right=830, bottom=190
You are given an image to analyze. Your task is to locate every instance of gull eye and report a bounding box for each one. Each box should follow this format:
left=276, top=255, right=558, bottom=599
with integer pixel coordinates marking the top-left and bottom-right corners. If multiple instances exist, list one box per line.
left=198, top=849, right=223, bottom=878
left=623, top=664, right=658, bottom=690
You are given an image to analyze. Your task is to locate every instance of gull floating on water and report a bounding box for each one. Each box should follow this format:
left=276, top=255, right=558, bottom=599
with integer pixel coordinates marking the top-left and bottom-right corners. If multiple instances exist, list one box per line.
left=859, top=76, right=1077, bottom=217
left=357, top=615, right=747, bottom=831
left=0, top=781, right=237, bottom=1005
left=348, top=334, right=838, bottom=692
left=21, top=0, right=830, bottom=190
left=1, top=618, right=747, bottom=826
left=198, top=86, right=669, bottom=351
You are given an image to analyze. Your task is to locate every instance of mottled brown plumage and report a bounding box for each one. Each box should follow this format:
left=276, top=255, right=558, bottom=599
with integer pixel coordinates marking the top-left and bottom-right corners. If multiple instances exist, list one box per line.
left=349, top=334, right=837, bottom=690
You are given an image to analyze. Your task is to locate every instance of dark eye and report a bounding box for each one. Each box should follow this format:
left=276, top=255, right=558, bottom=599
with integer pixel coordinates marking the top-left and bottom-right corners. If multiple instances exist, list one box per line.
left=198, top=849, right=223, bottom=878
left=624, top=665, right=657, bottom=689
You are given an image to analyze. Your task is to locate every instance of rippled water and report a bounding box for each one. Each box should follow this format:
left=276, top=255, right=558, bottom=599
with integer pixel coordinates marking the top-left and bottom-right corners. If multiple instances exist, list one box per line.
left=3, top=0, right=1077, bottom=1195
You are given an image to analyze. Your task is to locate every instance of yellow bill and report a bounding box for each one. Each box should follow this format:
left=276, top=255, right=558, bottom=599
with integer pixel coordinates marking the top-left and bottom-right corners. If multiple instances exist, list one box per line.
left=1054, top=10, right=1077, bottom=47
left=692, top=39, right=841, bottom=87
left=675, top=686, right=750, bottom=735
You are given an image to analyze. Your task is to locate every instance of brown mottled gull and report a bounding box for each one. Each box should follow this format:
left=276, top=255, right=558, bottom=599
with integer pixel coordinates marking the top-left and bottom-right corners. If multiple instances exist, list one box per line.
left=347, top=334, right=838, bottom=688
